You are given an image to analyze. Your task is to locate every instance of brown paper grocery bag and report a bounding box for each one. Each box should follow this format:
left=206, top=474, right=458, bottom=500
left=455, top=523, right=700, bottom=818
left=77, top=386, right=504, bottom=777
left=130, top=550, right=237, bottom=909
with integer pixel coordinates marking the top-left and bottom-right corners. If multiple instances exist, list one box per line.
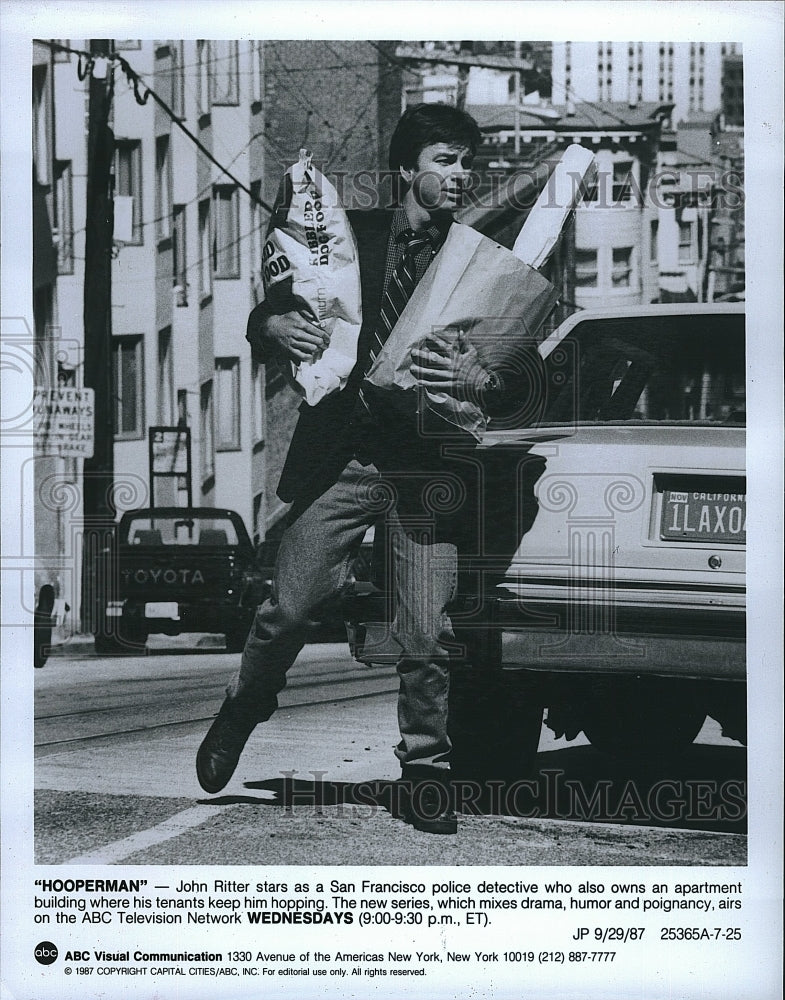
left=364, top=223, right=558, bottom=438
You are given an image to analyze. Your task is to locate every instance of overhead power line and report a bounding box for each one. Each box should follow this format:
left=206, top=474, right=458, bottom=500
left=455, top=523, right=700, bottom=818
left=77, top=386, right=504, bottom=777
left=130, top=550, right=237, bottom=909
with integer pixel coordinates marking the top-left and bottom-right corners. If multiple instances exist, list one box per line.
left=38, top=39, right=275, bottom=214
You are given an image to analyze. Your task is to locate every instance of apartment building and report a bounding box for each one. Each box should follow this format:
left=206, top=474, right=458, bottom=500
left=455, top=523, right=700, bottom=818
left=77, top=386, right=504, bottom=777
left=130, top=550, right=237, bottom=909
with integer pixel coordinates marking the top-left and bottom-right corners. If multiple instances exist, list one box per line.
left=552, top=41, right=740, bottom=125
left=34, top=38, right=402, bottom=628
left=467, top=100, right=669, bottom=308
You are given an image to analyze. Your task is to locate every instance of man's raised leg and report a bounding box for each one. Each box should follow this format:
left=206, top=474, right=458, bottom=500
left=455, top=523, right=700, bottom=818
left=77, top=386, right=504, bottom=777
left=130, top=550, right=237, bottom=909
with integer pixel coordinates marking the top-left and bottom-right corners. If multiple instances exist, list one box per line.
left=196, top=460, right=379, bottom=793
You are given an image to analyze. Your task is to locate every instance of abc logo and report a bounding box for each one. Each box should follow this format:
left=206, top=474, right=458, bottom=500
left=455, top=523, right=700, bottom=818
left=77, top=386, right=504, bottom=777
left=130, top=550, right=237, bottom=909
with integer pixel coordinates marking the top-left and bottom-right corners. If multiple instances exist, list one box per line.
left=34, top=942, right=58, bottom=965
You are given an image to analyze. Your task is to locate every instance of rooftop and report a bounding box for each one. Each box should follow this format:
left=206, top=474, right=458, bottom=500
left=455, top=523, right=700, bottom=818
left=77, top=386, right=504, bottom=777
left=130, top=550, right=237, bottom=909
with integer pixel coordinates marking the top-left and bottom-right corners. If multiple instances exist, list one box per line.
left=468, top=101, right=674, bottom=133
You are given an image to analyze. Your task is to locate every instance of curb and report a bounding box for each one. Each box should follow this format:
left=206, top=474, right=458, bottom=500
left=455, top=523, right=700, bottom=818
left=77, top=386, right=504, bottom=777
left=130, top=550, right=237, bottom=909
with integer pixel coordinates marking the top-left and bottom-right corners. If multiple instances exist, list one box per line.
left=47, top=633, right=227, bottom=655
left=47, top=635, right=95, bottom=655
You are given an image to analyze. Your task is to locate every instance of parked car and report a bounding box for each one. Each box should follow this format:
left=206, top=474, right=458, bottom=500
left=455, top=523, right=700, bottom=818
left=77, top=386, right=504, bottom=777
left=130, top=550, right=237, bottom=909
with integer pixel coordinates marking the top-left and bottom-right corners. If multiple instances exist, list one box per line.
left=345, top=304, right=746, bottom=769
left=94, top=507, right=272, bottom=654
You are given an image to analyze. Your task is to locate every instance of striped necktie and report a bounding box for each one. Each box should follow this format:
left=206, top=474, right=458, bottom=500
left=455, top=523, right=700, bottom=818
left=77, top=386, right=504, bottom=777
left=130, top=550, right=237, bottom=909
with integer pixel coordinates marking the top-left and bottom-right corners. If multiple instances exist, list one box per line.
left=359, top=229, right=432, bottom=411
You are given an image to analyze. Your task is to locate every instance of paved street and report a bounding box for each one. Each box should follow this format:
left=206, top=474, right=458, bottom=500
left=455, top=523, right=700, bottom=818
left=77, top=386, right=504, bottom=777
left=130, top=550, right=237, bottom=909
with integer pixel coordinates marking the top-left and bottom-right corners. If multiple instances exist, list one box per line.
left=34, top=637, right=747, bottom=866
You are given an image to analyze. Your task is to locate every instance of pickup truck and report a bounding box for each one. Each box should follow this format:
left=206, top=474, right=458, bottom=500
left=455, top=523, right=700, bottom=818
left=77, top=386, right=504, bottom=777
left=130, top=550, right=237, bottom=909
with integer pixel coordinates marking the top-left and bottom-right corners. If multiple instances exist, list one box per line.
left=94, top=507, right=271, bottom=654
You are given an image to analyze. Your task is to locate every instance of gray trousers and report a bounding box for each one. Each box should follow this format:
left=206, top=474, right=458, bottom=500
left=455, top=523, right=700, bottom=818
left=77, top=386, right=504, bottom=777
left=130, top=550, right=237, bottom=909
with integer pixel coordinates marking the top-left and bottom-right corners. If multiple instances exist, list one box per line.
left=227, top=457, right=463, bottom=770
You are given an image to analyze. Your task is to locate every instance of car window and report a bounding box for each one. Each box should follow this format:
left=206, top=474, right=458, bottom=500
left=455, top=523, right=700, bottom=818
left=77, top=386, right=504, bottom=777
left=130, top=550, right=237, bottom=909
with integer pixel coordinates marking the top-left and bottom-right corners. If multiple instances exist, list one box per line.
left=123, top=516, right=240, bottom=546
left=534, top=314, right=745, bottom=427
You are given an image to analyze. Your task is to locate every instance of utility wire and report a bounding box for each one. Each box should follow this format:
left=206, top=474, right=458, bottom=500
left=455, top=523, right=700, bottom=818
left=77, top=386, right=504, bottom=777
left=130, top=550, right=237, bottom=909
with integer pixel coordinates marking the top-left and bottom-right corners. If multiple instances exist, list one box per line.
left=60, top=124, right=286, bottom=246
left=38, top=39, right=275, bottom=214
left=151, top=39, right=379, bottom=78
left=41, top=40, right=286, bottom=246
left=44, top=38, right=645, bottom=290
left=117, top=60, right=274, bottom=212
left=369, top=39, right=654, bottom=133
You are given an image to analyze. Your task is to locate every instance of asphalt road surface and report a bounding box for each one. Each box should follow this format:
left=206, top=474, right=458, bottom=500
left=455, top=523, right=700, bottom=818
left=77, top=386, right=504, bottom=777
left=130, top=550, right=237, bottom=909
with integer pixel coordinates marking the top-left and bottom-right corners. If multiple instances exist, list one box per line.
left=34, top=636, right=747, bottom=866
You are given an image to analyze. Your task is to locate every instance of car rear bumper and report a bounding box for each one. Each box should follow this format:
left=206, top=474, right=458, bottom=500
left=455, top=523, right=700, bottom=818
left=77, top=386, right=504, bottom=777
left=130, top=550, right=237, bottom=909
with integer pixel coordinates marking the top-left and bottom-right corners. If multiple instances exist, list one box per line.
left=494, top=591, right=745, bottom=681
left=118, top=600, right=250, bottom=634
left=499, top=629, right=745, bottom=680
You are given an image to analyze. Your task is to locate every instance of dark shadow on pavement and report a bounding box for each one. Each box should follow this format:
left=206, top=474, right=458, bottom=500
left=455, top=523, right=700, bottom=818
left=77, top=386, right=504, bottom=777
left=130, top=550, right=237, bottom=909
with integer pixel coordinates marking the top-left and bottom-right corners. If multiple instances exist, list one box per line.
left=243, top=777, right=403, bottom=818
left=522, top=743, right=746, bottom=834
left=227, top=743, right=747, bottom=835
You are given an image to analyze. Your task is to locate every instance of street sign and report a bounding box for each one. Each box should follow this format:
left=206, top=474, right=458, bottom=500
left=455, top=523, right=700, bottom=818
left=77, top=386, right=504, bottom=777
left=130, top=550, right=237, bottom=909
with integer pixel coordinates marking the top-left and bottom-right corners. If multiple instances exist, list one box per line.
left=33, top=386, right=95, bottom=458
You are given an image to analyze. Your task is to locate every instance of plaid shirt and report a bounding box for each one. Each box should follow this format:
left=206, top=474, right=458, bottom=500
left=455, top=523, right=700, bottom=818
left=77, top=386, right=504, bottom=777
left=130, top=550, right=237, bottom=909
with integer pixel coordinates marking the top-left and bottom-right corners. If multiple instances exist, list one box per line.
left=381, top=207, right=451, bottom=299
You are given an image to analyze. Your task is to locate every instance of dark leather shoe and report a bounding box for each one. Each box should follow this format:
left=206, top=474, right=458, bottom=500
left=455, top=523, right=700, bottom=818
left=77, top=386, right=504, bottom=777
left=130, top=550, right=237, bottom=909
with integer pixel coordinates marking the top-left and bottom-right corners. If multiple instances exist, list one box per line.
left=196, top=700, right=257, bottom=794
left=398, top=767, right=457, bottom=835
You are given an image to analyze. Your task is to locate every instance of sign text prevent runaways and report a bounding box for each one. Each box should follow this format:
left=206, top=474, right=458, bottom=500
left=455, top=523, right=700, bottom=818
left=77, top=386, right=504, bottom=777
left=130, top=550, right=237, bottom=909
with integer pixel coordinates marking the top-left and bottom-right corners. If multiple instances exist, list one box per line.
left=33, top=386, right=95, bottom=458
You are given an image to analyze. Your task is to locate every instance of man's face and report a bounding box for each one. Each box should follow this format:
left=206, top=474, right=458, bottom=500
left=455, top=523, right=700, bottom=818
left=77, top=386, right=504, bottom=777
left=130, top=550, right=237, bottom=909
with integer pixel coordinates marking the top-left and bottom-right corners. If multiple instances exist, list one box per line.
left=402, top=142, right=474, bottom=213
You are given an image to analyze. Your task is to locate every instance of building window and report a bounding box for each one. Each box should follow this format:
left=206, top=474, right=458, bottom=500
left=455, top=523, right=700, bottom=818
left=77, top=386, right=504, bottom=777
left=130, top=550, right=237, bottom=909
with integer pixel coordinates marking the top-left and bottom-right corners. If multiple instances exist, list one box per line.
left=678, top=221, right=694, bottom=263
left=197, top=40, right=211, bottom=116
left=158, top=328, right=174, bottom=424
left=155, top=135, right=172, bottom=240
left=53, top=40, right=71, bottom=62
left=212, top=186, right=240, bottom=279
left=177, top=388, right=189, bottom=428
left=115, top=140, right=143, bottom=244
left=613, top=161, right=634, bottom=202
left=251, top=359, right=265, bottom=442
left=574, top=248, right=598, bottom=287
left=650, top=220, right=659, bottom=263
left=200, top=380, right=215, bottom=481
left=32, top=64, right=51, bottom=186
left=251, top=41, right=265, bottom=104
left=172, top=204, right=188, bottom=305
left=578, top=173, right=599, bottom=204
left=211, top=41, right=239, bottom=104
left=54, top=160, right=74, bottom=274
left=157, top=41, right=185, bottom=119
left=112, top=336, right=144, bottom=439
left=215, top=357, right=240, bottom=450
left=198, top=198, right=211, bottom=296
left=611, top=247, right=633, bottom=287
left=170, top=41, right=185, bottom=118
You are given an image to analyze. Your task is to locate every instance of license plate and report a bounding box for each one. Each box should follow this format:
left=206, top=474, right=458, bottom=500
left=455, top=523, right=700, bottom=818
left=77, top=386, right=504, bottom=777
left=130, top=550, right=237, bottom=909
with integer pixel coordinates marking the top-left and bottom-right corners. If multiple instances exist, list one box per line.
left=660, top=489, right=746, bottom=543
left=145, top=602, right=180, bottom=619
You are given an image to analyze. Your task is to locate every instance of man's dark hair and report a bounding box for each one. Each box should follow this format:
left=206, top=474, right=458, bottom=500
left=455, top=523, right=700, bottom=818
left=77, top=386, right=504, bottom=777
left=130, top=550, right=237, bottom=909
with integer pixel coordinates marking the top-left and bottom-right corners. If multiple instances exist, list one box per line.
left=388, top=103, right=482, bottom=172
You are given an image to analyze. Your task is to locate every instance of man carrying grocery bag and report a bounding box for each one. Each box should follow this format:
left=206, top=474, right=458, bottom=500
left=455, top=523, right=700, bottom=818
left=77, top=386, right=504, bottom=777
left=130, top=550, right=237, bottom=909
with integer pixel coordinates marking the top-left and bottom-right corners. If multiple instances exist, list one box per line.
left=197, top=104, right=571, bottom=834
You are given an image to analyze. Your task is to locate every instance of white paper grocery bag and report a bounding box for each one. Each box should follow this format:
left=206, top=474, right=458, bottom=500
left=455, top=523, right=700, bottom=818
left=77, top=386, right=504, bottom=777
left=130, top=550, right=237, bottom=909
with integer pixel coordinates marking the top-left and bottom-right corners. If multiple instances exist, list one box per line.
left=264, top=151, right=362, bottom=405
left=364, top=223, right=558, bottom=438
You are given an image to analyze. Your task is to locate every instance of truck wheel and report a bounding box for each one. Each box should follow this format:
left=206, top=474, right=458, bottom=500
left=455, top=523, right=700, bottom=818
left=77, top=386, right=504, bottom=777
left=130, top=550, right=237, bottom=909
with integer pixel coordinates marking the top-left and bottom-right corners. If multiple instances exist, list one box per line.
left=34, top=585, right=55, bottom=668
left=122, top=620, right=148, bottom=651
left=582, top=684, right=706, bottom=761
left=95, top=618, right=147, bottom=654
left=94, top=624, right=122, bottom=655
left=224, top=622, right=251, bottom=654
